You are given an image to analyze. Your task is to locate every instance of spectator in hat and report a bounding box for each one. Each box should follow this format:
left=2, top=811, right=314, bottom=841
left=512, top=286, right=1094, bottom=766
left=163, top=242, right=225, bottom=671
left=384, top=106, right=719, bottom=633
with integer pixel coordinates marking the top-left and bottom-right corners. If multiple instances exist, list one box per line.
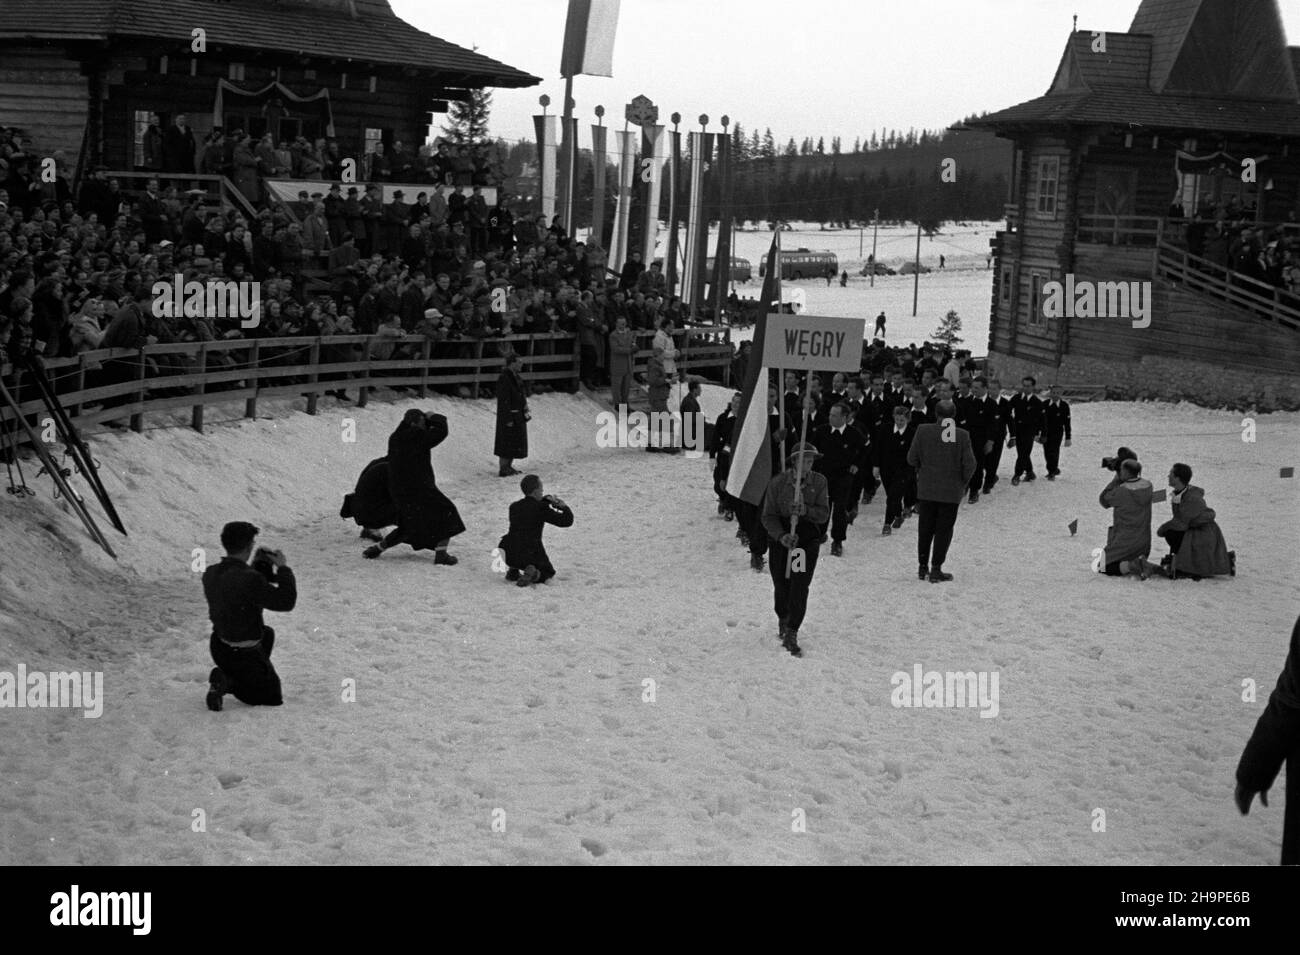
left=645, top=344, right=675, bottom=453
left=383, top=189, right=409, bottom=257
left=343, top=186, right=365, bottom=248
left=202, top=521, right=296, bottom=711
left=290, top=189, right=312, bottom=220
left=495, top=350, right=529, bottom=476
left=497, top=473, right=575, bottom=587
left=761, top=441, right=831, bottom=657
left=608, top=314, right=636, bottom=408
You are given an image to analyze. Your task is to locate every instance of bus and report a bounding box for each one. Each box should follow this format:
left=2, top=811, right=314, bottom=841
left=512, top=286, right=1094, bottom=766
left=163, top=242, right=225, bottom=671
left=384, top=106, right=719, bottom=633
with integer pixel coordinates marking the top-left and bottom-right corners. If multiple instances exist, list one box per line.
left=758, top=249, right=839, bottom=281
left=653, top=256, right=753, bottom=283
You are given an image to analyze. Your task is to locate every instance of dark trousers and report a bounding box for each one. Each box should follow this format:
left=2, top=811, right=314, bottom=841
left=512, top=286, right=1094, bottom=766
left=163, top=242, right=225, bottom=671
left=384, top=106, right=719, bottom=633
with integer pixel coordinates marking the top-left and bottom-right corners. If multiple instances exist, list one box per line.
left=1012, top=429, right=1038, bottom=478
left=505, top=545, right=556, bottom=582
left=210, top=626, right=282, bottom=706
left=826, top=472, right=855, bottom=543
left=916, top=499, right=959, bottom=569
left=983, top=437, right=1004, bottom=491
left=1042, top=434, right=1064, bottom=475
left=713, top=453, right=732, bottom=508
left=967, top=440, right=988, bottom=493
left=579, top=344, right=598, bottom=385
left=768, top=537, right=821, bottom=632
left=737, top=498, right=767, bottom=557
left=882, top=466, right=916, bottom=524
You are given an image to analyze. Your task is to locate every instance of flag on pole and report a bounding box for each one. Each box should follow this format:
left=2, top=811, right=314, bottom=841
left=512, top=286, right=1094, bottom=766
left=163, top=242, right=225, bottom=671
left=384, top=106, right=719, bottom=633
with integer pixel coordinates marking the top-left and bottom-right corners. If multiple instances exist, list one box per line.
left=640, top=124, right=665, bottom=265
left=725, top=233, right=783, bottom=505
left=533, top=114, right=558, bottom=222
left=590, top=123, right=608, bottom=247
left=681, top=131, right=714, bottom=308
left=560, top=0, right=621, bottom=78
left=607, top=129, right=637, bottom=274
left=665, top=126, right=682, bottom=296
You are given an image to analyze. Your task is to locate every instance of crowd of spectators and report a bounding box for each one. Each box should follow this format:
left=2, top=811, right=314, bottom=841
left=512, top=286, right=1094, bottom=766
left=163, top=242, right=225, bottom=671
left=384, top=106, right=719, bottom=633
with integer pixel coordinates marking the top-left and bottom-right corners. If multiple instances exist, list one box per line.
left=1175, top=196, right=1300, bottom=301
left=0, top=126, right=721, bottom=427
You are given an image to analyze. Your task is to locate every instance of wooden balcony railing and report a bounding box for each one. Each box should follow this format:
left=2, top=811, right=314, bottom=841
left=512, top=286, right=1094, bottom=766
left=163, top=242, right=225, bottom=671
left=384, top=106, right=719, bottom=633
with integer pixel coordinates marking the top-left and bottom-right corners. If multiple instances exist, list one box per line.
left=1076, top=215, right=1165, bottom=246
left=1155, top=242, right=1300, bottom=333
left=0, top=329, right=734, bottom=438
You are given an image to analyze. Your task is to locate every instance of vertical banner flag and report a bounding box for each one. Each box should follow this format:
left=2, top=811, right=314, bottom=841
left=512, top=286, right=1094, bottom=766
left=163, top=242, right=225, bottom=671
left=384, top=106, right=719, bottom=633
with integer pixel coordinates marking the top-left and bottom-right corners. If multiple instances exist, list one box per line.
left=710, top=130, right=733, bottom=317
left=682, top=132, right=714, bottom=310
left=725, top=233, right=783, bottom=505
left=666, top=126, right=682, bottom=296
left=560, top=0, right=621, bottom=78
left=607, top=129, right=637, bottom=275
left=640, top=124, right=665, bottom=267
left=556, top=116, right=578, bottom=236
left=591, top=123, right=608, bottom=249
left=534, top=114, right=558, bottom=222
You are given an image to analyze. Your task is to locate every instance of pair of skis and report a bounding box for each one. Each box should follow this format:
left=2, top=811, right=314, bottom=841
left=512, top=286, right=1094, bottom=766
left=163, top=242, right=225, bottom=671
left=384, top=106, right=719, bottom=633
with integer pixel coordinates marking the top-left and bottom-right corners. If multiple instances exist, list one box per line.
left=23, top=357, right=126, bottom=536
left=0, top=372, right=116, bottom=559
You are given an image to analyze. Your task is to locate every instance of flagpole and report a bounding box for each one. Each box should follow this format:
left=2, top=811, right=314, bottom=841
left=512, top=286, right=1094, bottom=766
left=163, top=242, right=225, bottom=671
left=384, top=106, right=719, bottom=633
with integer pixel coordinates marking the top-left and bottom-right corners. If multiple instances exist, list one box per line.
left=870, top=208, right=878, bottom=288
left=786, top=394, right=812, bottom=580
left=559, top=76, right=575, bottom=235
left=775, top=226, right=786, bottom=468
left=912, top=218, right=922, bottom=316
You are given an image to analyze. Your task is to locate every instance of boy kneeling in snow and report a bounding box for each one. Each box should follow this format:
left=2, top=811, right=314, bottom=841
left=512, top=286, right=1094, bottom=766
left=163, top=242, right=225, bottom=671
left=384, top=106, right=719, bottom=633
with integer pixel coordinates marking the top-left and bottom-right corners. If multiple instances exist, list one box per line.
left=498, top=474, right=574, bottom=587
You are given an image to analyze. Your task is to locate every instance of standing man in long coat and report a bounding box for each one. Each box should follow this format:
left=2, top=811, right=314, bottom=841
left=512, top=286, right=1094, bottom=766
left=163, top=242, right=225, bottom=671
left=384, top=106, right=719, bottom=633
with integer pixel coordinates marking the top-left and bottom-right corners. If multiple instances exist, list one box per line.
left=363, top=410, right=464, bottom=564
left=495, top=351, right=529, bottom=476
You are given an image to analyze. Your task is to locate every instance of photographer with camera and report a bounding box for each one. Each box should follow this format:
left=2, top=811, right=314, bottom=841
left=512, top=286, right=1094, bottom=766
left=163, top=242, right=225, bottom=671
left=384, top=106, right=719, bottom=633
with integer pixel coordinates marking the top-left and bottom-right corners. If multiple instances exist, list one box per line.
left=1098, top=452, right=1156, bottom=579
left=202, top=521, right=297, bottom=711
left=497, top=474, right=574, bottom=587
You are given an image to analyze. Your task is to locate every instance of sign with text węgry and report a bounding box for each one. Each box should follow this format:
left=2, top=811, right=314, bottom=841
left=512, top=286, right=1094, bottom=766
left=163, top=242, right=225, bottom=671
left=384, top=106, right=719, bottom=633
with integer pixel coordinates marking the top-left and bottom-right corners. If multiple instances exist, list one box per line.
left=761, top=314, right=866, bottom=371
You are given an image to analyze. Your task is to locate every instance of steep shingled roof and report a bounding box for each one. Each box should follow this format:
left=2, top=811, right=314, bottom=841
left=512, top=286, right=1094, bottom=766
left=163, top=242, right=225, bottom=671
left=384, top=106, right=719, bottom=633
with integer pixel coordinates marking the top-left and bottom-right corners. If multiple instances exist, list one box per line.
left=974, top=0, right=1300, bottom=137
left=0, top=0, right=541, bottom=87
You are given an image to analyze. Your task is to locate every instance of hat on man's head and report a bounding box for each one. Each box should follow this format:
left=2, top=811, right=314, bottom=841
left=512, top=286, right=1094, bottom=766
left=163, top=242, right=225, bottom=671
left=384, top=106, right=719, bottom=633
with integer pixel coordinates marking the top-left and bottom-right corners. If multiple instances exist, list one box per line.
left=786, top=442, right=822, bottom=465
left=423, top=308, right=443, bottom=320
left=347, top=186, right=358, bottom=195
left=393, top=190, right=404, bottom=198
left=220, top=521, right=259, bottom=552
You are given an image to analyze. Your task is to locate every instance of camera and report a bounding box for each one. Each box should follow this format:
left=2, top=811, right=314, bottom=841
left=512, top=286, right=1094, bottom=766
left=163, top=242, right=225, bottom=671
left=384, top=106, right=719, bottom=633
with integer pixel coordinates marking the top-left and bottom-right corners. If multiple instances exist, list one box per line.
left=1101, top=447, right=1137, bottom=472
left=252, top=546, right=277, bottom=580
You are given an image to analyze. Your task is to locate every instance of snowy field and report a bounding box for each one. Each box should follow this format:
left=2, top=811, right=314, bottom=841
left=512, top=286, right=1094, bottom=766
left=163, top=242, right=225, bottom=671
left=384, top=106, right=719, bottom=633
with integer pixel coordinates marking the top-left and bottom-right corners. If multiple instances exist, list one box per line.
left=641, top=221, right=999, bottom=350
left=1, top=385, right=1297, bottom=865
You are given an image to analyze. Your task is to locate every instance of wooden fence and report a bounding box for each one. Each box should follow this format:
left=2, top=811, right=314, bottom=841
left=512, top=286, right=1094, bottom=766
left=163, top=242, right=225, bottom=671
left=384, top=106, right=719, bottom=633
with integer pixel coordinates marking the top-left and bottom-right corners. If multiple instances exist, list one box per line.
left=1, top=328, right=734, bottom=436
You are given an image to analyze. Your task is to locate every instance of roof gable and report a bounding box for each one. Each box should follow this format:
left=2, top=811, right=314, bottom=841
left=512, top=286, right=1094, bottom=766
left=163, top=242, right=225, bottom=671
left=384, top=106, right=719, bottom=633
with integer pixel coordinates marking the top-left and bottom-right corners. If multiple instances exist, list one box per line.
left=1050, top=31, right=1152, bottom=93
left=1130, top=0, right=1297, bottom=99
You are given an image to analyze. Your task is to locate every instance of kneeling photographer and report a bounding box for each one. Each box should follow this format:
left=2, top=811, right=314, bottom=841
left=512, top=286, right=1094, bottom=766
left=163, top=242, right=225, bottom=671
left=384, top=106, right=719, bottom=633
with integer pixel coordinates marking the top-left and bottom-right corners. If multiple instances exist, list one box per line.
left=202, top=521, right=297, bottom=711
left=1098, top=451, right=1156, bottom=579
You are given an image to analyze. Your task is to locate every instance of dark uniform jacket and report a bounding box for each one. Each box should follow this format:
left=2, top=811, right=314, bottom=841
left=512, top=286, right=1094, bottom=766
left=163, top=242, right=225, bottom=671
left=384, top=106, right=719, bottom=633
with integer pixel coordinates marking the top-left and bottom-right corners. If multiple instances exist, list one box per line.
left=1041, top=398, right=1072, bottom=441
left=1008, top=393, right=1043, bottom=439
left=202, top=557, right=297, bottom=646
left=812, top=424, right=868, bottom=481
left=498, top=496, right=574, bottom=568
left=873, top=419, right=918, bottom=474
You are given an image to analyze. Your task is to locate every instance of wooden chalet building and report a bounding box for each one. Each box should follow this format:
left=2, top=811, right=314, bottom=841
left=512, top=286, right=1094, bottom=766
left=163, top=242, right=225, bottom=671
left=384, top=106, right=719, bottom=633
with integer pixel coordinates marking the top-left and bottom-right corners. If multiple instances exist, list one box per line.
left=0, top=0, right=538, bottom=181
left=972, top=0, right=1300, bottom=408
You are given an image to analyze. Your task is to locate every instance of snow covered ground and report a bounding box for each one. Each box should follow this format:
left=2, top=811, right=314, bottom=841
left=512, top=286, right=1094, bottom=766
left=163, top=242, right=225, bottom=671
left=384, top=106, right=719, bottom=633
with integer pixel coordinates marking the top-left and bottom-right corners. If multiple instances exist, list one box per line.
left=1, top=387, right=1297, bottom=864
left=643, top=221, right=999, bottom=351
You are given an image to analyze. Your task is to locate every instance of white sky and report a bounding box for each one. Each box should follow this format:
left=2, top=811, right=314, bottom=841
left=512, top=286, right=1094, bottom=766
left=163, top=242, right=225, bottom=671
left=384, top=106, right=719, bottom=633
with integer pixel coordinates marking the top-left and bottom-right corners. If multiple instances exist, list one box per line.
left=390, top=0, right=1300, bottom=146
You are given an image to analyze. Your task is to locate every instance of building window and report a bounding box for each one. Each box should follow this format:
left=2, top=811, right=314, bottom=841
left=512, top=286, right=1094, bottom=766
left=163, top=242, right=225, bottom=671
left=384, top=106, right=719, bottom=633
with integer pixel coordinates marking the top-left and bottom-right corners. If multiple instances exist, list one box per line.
left=132, top=110, right=152, bottom=168
left=1035, top=157, right=1060, bottom=217
left=1001, top=267, right=1012, bottom=303
left=228, top=62, right=246, bottom=81
left=1028, top=270, right=1048, bottom=327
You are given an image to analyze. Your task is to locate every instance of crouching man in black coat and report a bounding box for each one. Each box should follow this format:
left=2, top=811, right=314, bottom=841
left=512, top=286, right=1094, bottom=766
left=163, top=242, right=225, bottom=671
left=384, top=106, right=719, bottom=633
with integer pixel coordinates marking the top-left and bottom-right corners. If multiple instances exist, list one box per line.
left=1236, top=615, right=1300, bottom=865
left=340, top=456, right=399, bottom=542
left=202, top=521, right=297, bottom=711
left=498, top=474, right=574, bottom=586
